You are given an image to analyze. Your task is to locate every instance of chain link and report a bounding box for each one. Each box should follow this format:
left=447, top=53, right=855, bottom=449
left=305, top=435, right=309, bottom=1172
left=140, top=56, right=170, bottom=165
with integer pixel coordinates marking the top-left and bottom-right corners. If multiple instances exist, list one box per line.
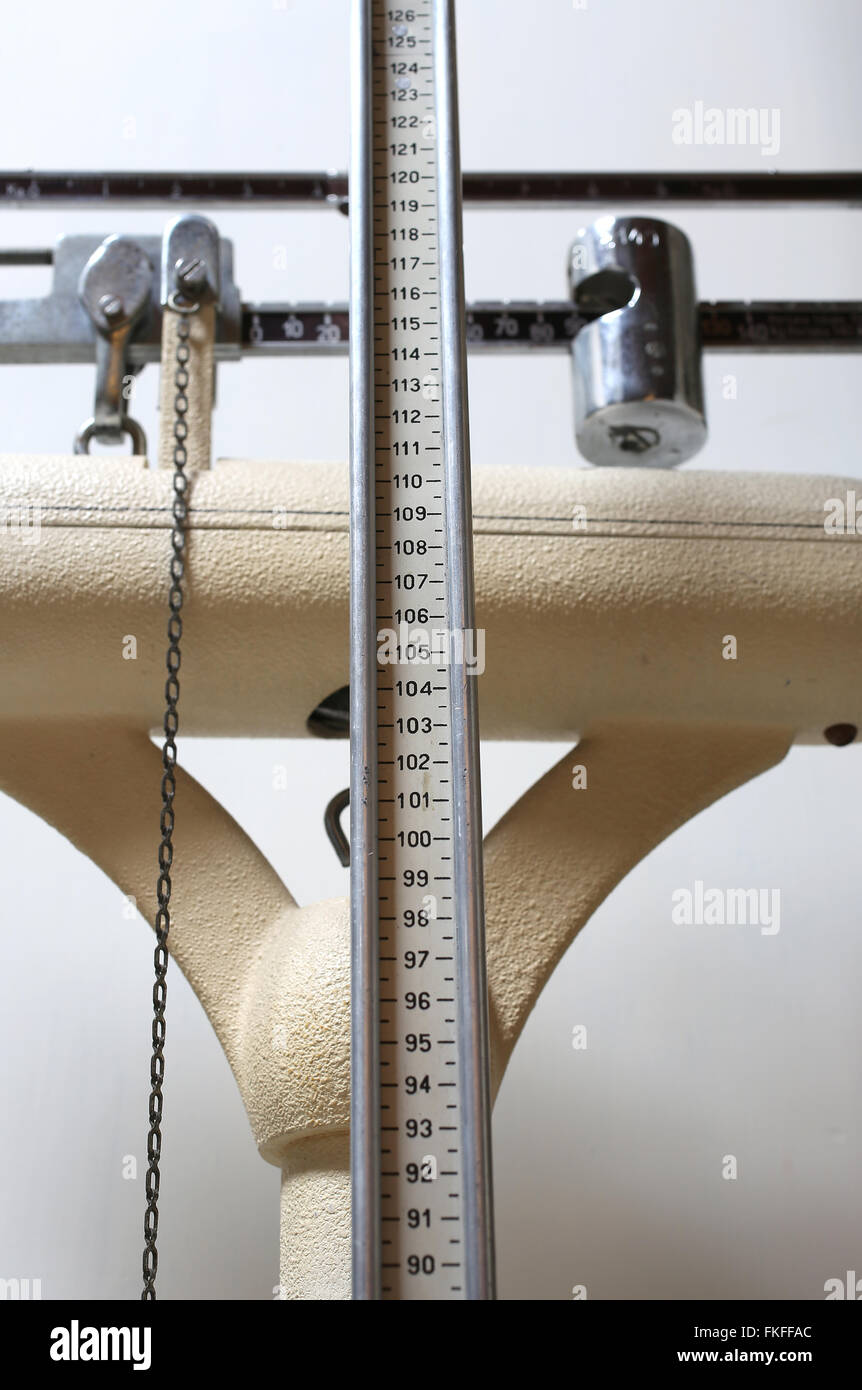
left=142, top=308, right=194, bottom=1300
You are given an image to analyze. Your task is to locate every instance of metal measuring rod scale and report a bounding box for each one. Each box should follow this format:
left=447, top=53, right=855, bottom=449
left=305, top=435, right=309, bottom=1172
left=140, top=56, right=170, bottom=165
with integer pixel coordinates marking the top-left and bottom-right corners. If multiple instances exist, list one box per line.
left=349, top=0, right=495, bottom=1301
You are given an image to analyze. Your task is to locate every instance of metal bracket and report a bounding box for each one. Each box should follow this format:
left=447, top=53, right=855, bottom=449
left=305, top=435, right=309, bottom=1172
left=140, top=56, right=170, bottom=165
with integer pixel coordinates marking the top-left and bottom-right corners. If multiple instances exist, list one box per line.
left=160, top=214, right=221, bottom=312
left=0, top=233, right=241, bottom=366
left=75, top=235, right=153, bottom=453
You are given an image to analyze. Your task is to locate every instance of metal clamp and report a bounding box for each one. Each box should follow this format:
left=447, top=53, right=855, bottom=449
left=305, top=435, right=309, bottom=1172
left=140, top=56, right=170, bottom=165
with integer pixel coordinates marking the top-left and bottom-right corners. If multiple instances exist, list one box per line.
left=161, top=214, right=221, bottom=312
left=75, top=235, right=153, bottom=454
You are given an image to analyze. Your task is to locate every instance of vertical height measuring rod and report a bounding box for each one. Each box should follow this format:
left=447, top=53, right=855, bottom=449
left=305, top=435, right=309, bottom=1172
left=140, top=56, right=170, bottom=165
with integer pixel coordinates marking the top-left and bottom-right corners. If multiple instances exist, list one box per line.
left=350, top=0, right=495, bottom=1299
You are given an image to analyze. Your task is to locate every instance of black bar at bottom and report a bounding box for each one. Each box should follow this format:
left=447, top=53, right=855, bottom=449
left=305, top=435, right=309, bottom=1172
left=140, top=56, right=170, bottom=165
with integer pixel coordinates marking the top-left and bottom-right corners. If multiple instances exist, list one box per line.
left=4, top=1297, right=858, bottom=1370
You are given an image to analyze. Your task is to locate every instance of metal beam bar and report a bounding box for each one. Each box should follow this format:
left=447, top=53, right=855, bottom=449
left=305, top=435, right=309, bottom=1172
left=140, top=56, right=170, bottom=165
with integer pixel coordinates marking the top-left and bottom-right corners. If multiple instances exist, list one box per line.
left=3, top=170, right=861, bottom=209
left=3, top=301, right=860, bottom=364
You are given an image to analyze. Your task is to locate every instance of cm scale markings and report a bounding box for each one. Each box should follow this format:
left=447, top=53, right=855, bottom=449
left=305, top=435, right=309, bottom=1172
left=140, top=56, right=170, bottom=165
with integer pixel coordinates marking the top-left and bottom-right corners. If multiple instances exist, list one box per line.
left=372, top=1, right=465, bottom=1299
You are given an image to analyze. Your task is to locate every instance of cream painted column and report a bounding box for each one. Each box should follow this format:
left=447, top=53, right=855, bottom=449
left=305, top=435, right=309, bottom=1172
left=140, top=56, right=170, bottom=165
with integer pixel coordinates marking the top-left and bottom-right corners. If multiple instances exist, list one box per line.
left=0, top=716, right=792, bottom=1298
left=271, top=720, right=793, bottom=1296
left=157, top=302, right=216, bottom=473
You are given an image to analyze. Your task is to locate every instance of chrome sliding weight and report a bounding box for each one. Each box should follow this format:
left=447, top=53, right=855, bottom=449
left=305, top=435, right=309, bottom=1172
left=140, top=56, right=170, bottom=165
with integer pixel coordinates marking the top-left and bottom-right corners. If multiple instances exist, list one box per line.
left=569, top=215, right=707, bottom=467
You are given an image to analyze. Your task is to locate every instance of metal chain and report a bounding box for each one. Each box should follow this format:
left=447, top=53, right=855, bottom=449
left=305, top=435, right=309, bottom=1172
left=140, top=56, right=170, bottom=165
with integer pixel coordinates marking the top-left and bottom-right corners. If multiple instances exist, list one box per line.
left=142, top=307, right=194, bottom=1300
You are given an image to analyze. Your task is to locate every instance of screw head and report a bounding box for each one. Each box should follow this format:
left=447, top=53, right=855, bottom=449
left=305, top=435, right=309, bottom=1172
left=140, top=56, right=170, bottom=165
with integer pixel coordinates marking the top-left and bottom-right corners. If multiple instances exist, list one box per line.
left=824, top=722, right=857, bottom=747
left=175, top=256, right=207, bottom=294
left=98, top=292, right=125, bottom=322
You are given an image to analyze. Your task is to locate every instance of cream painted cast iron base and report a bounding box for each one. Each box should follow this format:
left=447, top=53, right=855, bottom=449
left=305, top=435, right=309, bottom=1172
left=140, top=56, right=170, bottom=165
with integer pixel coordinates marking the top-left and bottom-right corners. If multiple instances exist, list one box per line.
left=1, top=455, right=859, bottom=1296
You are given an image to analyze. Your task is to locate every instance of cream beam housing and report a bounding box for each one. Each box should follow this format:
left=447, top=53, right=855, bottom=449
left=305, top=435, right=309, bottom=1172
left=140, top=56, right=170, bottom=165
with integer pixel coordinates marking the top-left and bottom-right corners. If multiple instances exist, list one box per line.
left=0, top=455, right=858, bottom=1296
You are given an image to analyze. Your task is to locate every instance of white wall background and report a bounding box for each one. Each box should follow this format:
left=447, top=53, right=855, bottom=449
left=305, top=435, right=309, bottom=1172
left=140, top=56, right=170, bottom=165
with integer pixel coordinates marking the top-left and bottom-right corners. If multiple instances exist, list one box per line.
left=0, top=0, right=860, bottom=1300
